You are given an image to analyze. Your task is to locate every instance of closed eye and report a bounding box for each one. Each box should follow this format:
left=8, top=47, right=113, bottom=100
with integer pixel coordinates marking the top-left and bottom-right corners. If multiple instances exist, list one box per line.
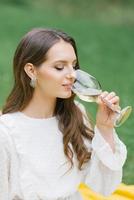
left=55, top=66, right=77, bottom=71
left=54, top=63, right=77, bottom=71
left=54, top=66, right=64, bottom=71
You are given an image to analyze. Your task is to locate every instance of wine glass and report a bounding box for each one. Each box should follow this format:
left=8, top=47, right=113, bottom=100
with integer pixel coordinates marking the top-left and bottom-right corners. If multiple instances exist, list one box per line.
left=72, top=69, right=132, bottom=127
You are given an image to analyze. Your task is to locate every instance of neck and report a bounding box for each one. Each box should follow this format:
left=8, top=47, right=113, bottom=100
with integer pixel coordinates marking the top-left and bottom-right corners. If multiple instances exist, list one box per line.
left=22, top=90, right=56, bottom=119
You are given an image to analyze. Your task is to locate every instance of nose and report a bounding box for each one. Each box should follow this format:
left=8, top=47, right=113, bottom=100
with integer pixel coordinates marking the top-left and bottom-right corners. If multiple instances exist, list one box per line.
left=66, top=68, right=76, bottom=81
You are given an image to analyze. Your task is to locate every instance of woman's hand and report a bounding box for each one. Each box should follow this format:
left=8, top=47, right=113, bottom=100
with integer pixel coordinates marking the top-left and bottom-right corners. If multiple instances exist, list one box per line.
left=96, top=91, right=120, bottom=129
left=95, top=91, right=120, bottom=153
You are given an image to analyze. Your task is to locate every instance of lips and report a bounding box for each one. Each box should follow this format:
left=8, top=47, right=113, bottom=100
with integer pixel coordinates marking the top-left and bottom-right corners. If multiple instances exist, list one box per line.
left=62, top=83, right=73, bottom=90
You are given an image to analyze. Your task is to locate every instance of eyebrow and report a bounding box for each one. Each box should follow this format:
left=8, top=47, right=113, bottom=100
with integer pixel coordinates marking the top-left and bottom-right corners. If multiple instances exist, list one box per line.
left=52, top=59, right=77, bottom=64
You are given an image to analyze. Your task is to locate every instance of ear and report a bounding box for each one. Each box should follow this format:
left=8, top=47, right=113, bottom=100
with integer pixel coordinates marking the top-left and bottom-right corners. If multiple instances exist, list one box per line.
left=24, top=63, right=37, bottom=79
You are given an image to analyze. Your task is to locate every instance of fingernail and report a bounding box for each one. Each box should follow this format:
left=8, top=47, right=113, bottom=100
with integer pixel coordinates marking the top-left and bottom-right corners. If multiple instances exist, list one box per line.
left=100, top=95, right=104, bottom=99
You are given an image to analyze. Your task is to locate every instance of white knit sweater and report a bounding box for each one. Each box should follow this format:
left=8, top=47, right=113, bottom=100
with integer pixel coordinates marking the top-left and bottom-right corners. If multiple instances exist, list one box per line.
left=0, top=103, right=127, bottom=200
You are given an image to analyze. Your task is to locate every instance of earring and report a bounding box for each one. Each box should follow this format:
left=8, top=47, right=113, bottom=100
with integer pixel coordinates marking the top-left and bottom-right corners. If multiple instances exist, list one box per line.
left=30, top=77, right=37, bottom=88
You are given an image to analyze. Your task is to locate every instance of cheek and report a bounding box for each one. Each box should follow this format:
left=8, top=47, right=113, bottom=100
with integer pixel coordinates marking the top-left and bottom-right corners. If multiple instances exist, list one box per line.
left=37, top=70, right=62, bottom=88
left=40, top=71, right=54, bottom=81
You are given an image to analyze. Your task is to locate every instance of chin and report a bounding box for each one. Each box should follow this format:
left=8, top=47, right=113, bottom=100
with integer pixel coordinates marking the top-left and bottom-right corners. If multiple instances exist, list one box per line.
left=58, top=92, right=72, bottom=99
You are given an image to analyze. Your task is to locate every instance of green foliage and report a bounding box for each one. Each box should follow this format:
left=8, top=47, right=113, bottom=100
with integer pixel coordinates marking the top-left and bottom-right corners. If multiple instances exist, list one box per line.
left=0, top=0, right=30, bottom=6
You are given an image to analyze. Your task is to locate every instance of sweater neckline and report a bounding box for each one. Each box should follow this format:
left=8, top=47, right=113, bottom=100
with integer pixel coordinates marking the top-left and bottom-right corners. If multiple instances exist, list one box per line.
left=17, top=111, right=56, bottom=122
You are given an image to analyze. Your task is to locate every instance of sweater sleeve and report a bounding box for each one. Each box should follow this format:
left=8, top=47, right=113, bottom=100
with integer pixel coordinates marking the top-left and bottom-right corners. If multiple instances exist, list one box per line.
left=75, top=101, right=127, bottom=196
left=84, top=126, right=127, bottom=196
left=0, top=119, right=24, bottom=200
left=0, top=121, right=10, bottom=200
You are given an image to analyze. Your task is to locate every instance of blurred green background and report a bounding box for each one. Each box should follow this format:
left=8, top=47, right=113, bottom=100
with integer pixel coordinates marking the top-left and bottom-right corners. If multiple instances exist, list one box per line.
left=0, top=0, right=134, bottom=184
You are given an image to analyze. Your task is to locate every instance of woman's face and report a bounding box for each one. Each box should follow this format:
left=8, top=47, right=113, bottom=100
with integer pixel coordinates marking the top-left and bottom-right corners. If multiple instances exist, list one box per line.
left=35, top=39, right=77, bottom=99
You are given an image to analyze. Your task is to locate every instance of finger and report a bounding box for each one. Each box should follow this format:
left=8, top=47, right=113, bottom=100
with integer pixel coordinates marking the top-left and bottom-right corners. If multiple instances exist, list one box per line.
left=97, top=91, right=109, bottom=104
left=100, top=91, right=109, bottom=99
left=109, top=96, right=120, bottom=105
left=104, top=92, right=116, bottom=100
left=101, top=97, right=120, bottom=112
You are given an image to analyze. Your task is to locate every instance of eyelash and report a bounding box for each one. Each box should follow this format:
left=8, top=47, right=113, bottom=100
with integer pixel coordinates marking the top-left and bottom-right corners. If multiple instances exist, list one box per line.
left=55, top=66, right=64, bottom=71
left=54, top=65, right=77, bottom=71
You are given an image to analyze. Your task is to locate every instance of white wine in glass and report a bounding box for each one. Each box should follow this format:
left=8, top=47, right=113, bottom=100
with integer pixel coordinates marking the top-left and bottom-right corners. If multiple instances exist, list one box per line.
left=72, top=69, right=132, bottom=127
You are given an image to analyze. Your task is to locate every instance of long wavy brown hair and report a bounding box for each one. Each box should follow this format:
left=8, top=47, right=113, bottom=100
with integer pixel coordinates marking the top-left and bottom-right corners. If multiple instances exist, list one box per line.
left=2, top=28, right=94, bottom=170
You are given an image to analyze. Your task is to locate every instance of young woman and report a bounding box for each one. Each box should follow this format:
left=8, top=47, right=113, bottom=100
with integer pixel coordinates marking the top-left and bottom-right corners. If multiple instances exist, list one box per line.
left=0, top=28, right=127, bottom=200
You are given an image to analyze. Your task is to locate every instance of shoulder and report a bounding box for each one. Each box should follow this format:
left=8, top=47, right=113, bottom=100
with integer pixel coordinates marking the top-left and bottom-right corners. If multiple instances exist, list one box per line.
left=0, top=112, right=18, bottom=147
left=0, top=112, right=19, bottom=128
left=0, top=120, right=11, bottom=155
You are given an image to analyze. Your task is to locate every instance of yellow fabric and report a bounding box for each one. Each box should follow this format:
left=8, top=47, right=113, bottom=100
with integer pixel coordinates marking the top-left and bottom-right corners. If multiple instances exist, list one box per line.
left=78, top=183, right=134, bottom=200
